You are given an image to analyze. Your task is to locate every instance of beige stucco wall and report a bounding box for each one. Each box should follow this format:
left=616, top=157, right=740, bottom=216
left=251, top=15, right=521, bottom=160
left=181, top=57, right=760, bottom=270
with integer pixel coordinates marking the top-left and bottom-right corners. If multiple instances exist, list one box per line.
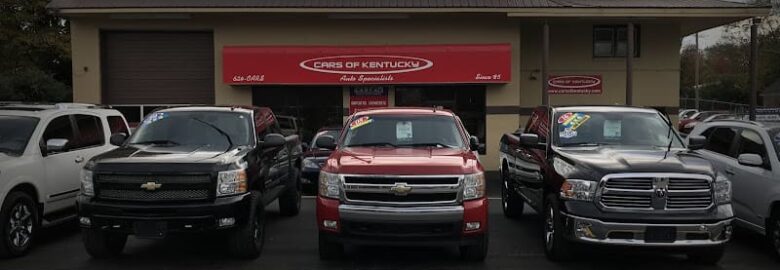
left=68, top=14, right=682, bottom=171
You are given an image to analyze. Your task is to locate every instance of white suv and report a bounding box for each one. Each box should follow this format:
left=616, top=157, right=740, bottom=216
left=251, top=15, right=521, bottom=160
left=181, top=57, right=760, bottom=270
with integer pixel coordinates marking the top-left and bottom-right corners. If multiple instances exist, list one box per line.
left=0, top=103, right=129, bottom=257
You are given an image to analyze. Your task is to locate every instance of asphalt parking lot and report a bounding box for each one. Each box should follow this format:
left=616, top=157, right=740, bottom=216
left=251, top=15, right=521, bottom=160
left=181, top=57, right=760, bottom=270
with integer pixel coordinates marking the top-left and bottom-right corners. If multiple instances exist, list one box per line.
left=0, top=196, right=777, bottom=270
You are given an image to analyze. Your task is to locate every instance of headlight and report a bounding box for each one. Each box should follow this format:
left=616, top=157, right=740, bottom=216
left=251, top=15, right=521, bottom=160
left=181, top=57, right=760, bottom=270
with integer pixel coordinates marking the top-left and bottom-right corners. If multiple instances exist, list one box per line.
left=217, top=169, right=248, bottom=197
left=80, top=169, right=94, bottom=196
left=303, top=159, right=320, bottom=169
left=713, top=175, right=732, bottom=205
left=463, top=173, right=486, bottom=200
left=318, top=171, right=341, bottom=199
left=560, top=179, right=597, bottom=201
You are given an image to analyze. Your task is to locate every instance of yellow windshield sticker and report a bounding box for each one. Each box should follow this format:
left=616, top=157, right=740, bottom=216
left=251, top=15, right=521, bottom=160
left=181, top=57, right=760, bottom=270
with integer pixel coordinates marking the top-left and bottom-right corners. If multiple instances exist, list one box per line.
left=349, top=116, right=373, bottom=130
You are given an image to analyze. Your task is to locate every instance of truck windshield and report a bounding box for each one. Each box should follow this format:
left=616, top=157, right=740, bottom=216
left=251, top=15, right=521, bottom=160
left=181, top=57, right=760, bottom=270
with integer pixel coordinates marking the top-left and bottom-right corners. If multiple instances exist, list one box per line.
left=128, top=111, right=253, bottom=149
left=342, top=115, right=465, bottom=149
left=553, top=111, right=684, bottom=149
left=770, top=127, right=780, bottom=161
left=0, top=116, right=39, bottom=156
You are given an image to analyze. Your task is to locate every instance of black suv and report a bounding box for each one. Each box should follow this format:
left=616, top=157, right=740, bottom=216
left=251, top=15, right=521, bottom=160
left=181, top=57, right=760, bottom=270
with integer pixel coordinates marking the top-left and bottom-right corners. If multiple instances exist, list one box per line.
left=500, top=106, right=733, bottom=264
left=78, top=106, right=302, bottom=259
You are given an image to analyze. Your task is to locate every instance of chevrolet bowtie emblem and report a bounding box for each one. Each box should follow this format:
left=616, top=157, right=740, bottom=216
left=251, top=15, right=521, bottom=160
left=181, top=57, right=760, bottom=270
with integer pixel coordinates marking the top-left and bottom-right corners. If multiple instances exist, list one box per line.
left=390, top=183, right=412, bottom=196
left=140, top=181, right=162, bottom=191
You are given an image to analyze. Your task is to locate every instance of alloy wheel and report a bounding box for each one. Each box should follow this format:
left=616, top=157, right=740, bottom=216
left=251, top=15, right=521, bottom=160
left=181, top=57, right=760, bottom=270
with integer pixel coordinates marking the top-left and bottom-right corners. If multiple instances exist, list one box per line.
left=773, top=219, right=780, bottom=256
left=7, top=203, right=33, bottom=249
left=502, top=179, right=509, bottom=210
left=544, top=205, right=555, bottom=251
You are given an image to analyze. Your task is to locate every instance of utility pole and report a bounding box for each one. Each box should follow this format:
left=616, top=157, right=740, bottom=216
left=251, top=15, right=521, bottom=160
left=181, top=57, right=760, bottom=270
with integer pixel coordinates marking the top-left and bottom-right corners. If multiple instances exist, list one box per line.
left=626, top=23, right=634, bottom=106
left=694, top=32, right=700, bottom=110
left=749, top=17, right=761, bottom=121
left=542, top=22, right=550, bottom=106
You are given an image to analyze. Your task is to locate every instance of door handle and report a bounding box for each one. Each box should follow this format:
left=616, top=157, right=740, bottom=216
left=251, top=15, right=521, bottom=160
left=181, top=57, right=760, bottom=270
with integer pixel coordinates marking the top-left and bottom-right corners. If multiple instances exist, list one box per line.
left=75, top=156, right=84, bottom=164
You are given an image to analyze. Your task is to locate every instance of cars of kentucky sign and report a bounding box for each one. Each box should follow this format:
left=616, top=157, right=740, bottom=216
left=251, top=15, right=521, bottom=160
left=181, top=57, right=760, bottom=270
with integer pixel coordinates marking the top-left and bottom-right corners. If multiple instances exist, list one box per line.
left=222, top=44, right=511, bottom=85
left=548, top=75, right=603, bottom=94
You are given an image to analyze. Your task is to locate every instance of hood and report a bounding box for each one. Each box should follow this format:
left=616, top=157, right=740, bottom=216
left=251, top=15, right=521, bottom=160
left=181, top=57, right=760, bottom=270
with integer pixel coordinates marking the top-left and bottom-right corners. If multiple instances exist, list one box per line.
left=303, top=149, right=334, bottom=159
left=92, top=144, right=242, bottom=165
left=0, top=153, right=14, bottom=164
left=323, top=147, right=481, bottom=175
left=554, top=146, right=715, bottom=180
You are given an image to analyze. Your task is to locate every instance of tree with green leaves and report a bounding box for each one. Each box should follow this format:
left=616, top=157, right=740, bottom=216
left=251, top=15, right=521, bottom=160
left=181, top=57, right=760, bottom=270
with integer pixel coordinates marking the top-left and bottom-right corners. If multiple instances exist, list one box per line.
left=0, top=0, right=71, bottom=102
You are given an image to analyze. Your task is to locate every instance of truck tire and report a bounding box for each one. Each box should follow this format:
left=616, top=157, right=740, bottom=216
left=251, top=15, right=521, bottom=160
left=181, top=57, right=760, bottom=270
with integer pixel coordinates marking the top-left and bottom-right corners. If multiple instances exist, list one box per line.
left=543, top=194, right=576, bottom=262
left=686, top=245, right=725, bottom=265
left=228, top=205, right=265, bottom=259
left=318, top=232, right=344, bottom=260
left=0, top=192, right=38, bottom=258
left=278, top=169, right=302, bottom=217
left=768, top=211, right=780, bottom=260
left=501, top=167, right=524, bottom=218
left=82, top=228, right=127, bottom=258
left=460, top=234, right=488, bottom=262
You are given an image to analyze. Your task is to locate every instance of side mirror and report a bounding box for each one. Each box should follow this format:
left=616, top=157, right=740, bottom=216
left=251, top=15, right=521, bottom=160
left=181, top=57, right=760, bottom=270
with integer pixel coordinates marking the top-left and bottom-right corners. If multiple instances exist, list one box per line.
left=512, top=128, right=524, bottom=137
left=46, top=139, right=68, bottom=153
left=262, top=133, right=286, bottom=148
left=519, top=133, right=540, bottom=145
left=469, top=136, right=483, bottom=152
left=109, top=133, right=127, bottom=146
left=737, top=153, right=764, bottom=167
left=315, top=135, right=337, bottom=150
left=687, top=135, right=706, bottom=150
left=301, top=142, right=310, bottom=151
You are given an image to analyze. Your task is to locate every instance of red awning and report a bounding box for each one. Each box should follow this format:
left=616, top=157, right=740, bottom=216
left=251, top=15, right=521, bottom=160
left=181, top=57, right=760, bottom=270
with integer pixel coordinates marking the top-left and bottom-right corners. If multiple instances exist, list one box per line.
left=222, top=44, right=511, bottom=85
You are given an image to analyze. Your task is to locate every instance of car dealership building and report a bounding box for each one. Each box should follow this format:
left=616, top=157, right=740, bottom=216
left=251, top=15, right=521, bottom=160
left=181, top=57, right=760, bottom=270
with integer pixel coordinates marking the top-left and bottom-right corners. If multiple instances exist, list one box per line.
left=48, top=0, right=770, bottom=170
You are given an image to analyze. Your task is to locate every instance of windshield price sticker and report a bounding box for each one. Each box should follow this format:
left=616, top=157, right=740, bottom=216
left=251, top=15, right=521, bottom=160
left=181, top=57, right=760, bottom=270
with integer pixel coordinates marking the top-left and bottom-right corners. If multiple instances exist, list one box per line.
left=349, top=116, right=373, bottom=130
left=396, top=121, right=413, bottom=141
left=143, top=112, right=167, bottom=125
left=603, top=120, right=622, bottom=138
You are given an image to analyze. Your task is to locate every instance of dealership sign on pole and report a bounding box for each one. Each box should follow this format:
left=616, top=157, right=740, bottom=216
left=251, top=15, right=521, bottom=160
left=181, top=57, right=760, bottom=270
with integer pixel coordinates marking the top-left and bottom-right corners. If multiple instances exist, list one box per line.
left=223, top=44, right=511, bottom=85
left=548, top=75, right=603, bottom=94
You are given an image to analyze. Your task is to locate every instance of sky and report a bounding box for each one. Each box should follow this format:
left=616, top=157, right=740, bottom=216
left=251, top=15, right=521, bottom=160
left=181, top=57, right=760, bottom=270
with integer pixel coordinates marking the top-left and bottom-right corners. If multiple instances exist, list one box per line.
left=681, top=0, right=776, bottom=49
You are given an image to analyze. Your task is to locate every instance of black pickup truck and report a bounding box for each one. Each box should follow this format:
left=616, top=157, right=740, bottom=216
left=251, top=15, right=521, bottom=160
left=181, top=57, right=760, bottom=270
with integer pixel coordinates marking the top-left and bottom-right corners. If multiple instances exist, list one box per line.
left=77, top=106, right=302, bottom=259
left=499, top=106, right=734, bottom=264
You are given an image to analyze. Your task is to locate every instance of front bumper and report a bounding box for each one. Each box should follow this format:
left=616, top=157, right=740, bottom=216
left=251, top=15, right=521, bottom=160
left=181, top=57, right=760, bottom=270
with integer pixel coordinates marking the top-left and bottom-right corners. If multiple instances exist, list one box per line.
left=317, top=197, right=488, bottom=246
left=561, top=212, right=733, bottom=247
left=77, top=193, right=253, bottom=237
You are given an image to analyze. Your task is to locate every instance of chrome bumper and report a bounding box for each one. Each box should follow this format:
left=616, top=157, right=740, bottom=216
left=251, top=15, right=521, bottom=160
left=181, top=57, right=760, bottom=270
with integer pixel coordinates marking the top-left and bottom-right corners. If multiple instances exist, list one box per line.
left=562, top=212, right=733, bottom=247
left=339, top=204, right=464, bottom=223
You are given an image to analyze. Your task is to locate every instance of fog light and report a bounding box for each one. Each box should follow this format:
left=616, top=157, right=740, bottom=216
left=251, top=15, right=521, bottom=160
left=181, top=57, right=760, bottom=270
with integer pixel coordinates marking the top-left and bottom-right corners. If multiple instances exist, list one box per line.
left=323, top=220, right=338, bottom=229
left=79, top=217, right=91, bottom=226
left=218, top=217, right=236, bottom=227
left=724, top=225, right=733, bottom=240
left=575, top=221, right=595, bottom=238
left=465, top=222, right=481, bottom=231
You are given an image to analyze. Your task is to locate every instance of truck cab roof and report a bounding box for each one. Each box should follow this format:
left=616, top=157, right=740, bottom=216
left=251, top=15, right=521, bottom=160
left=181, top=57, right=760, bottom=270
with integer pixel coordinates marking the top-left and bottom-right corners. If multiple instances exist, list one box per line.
left=352, top=107, right=456, bottom=117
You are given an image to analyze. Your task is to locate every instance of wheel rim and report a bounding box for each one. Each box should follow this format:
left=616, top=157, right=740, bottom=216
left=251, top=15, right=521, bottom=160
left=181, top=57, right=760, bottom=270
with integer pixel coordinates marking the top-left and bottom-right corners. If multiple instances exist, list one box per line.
left=502, top=180, right=509, bottom=210
left=544, top=205, right=555, bottom=251
left=253, top=215, right=264, bottom=246
left=773, top=220, right=780, bottom=256
left=7, top=203, right=33, bottom=249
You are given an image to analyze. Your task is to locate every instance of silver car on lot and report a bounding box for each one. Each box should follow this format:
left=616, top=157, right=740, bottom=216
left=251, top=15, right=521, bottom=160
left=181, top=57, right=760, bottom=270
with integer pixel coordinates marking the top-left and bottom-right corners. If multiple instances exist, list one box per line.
left=688, top=120, right=780, bottom=259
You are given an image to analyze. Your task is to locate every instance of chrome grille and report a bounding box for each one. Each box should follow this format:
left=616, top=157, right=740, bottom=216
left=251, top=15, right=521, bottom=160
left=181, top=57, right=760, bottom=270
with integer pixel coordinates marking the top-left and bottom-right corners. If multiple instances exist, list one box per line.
left=95, top=174, right=213, bottom=201
left=599, top=173, right=713, bottom=211
left=342, top=175, right=462, bottom=206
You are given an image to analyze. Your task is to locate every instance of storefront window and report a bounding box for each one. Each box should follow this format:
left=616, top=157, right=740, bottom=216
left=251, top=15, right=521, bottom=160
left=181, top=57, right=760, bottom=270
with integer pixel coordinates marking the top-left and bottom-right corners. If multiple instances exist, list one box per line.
left=252, top=86, right=343, bottom=143
left=593, top=25, right=640, bottom=58
left=395, top=85, right=486, bottom=154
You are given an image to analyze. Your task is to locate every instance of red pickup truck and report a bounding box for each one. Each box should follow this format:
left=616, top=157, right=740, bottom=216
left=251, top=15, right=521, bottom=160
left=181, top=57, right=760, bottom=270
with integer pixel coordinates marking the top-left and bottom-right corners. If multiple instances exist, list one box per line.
left=313, top=108, right=489, bottom=261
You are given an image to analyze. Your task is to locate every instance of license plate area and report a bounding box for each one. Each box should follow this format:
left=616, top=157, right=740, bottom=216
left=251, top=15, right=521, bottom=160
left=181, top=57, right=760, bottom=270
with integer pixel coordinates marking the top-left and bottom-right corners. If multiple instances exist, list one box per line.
left=644, top=226, right=676, bottom=243
left=134, top=221, right=167, bottom=239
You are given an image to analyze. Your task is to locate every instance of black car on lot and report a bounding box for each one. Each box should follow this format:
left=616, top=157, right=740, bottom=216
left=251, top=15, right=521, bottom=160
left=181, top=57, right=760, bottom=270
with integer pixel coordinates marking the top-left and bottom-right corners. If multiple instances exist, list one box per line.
left=500, top=106, right=734, bottom=264
left=301, top=126, right=341, bottom=194
left=77, top=106, right=303, bottom=259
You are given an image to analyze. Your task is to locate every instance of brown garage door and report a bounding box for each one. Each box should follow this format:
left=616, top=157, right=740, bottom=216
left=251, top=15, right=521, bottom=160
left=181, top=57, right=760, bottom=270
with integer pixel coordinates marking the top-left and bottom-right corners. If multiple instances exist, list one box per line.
left=101, top=31, right=214, bottom=104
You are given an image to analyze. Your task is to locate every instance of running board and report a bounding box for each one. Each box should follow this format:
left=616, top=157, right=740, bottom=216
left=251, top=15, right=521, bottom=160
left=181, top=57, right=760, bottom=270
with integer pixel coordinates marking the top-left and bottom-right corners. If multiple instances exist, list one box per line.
left=41, top=208, right=77, bottom=228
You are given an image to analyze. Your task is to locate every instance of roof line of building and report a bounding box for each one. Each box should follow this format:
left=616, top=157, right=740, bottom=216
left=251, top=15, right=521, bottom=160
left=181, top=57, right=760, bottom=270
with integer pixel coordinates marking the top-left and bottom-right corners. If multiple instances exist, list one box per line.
left=53, top=7, right=771, bottom=17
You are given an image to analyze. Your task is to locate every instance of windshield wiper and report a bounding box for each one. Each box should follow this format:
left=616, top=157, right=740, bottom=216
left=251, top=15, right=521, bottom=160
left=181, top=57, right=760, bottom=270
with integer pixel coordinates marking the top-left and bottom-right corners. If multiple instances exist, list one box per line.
left=190, top=117, right=234, bottom=151
left=131, top=140, right=180, bottom=146
left=345, top=142, right=398, bottom=148
left=558, top=142, right=611, bottom=147
left=400, top=143, right=455, bottom=148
